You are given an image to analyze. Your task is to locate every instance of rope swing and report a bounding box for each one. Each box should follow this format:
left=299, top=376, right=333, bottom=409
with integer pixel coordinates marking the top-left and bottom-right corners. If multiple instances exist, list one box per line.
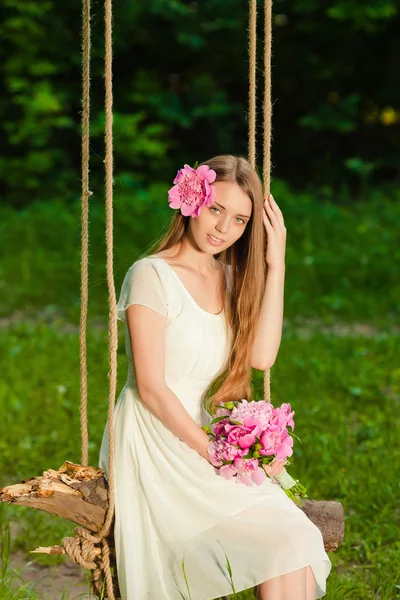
left=0, top=3, right=343, bottom=600
left=72, top=0, right=274, bottom=595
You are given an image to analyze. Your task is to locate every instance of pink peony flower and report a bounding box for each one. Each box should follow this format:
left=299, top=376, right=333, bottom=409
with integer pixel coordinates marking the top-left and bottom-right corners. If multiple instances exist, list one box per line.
left=219, top=464, right=236, bottom=480
left=168, top=163, right=217, bottom=217
left=221, top=457, right=267, bottom=486
left=259, top=426, right=294, bottom=460
left=230, top=400, right=274, bottom=429
left=212, top=418, right=231, bottom=438
left=215, top=406, right=231, bottom=418
left=224, top=417, right=263, bottom=449
left=277, top=403, right=295, bottom=430
left=207, top=438, right=244, bottom=467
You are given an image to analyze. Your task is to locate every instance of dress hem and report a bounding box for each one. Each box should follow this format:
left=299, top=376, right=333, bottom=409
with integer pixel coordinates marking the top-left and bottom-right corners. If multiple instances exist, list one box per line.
left=203, top=558, right=330, bottom=600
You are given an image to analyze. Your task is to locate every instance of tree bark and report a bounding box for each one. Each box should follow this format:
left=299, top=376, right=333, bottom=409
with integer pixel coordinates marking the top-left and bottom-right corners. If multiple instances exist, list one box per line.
left=1, top=461, right=107, bottom=531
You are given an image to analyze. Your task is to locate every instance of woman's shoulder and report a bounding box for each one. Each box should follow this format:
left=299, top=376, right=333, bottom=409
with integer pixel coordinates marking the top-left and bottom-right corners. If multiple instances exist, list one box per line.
left=122, top=255, right=166, bottom=285
left=116, top=256, right=169, bottom=322
left=125, top=255, right=155, bottom=272
left=146, top=250, right=182, bottom=266
left=129, top=253, right=168, bottom=267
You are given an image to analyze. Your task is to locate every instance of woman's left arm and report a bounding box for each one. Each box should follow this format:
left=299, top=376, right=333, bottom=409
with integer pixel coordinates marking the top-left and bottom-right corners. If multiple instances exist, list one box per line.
left=250, top=193, right=287, bottom=371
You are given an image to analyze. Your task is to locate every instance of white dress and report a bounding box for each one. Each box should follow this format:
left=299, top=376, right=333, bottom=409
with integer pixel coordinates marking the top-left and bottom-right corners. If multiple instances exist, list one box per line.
left=98, top=256, right=332, bottom=600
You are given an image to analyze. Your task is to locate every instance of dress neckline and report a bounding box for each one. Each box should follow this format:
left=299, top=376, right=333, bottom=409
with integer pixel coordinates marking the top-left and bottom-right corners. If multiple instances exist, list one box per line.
left=147, top=255, right=225, bottom=318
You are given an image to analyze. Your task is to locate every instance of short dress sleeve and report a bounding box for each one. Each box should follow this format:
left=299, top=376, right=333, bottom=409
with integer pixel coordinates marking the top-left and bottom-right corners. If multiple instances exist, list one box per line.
left=116, top=258, right=168, bottom=322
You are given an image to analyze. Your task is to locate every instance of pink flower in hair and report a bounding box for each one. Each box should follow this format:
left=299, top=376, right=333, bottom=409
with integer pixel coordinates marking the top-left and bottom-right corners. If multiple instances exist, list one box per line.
left=168, top=163, right=217, bottom=217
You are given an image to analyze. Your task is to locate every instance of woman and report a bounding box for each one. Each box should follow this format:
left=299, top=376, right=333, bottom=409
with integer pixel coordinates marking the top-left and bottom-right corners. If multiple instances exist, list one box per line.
left=99, top=155, right=332, bottom=600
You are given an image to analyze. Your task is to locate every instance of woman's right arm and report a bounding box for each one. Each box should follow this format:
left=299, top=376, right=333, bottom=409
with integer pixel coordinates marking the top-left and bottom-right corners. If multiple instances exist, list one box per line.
left=126, top=303, right=211, bottom=462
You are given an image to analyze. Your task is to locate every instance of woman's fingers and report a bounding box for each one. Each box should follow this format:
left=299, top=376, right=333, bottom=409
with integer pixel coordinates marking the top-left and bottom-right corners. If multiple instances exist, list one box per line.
left=264, top=198, right=279, bottom=228
left=264, top=458, right=286, bottom=477
left=264, top=194, right=286, bottom=232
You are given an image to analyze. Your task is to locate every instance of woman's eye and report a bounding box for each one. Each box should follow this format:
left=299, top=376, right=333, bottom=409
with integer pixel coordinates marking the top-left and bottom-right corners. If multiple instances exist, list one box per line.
left=211, top=207, right=245, bottom=224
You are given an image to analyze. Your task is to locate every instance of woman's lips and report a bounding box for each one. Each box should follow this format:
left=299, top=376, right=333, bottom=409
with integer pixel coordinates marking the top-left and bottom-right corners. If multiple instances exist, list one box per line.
left=207, top=234, right=224, bottom=246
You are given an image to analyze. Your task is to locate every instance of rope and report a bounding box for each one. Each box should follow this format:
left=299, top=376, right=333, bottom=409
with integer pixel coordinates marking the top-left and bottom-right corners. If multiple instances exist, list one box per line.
left=62, top=526, right=113, bottom=597
left=248, top=0, right=273, bottom=403
left=263, top=0, right=273, bottom=196
left=262, top=0, right=273, bottom=404
left=248, top=0, right=257, bottom=169
left=80, top=0, right=91, bottom=468
left=103, top=0, right=118, bottom=555
left=96, top=0, right=119, bottom=594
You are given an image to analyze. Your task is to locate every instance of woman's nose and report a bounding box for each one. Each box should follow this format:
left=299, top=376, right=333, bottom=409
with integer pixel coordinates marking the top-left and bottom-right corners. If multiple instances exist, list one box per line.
left=216, top=218, right=229, bottom=235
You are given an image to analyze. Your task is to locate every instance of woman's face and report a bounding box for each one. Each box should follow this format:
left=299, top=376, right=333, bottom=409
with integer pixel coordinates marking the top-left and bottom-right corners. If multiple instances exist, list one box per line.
left=189, top=180, right=252, bottom=254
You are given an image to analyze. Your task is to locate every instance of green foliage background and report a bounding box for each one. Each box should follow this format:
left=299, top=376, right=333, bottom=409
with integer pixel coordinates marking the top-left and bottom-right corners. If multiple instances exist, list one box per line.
left=1, top=0, right=400, bottom=208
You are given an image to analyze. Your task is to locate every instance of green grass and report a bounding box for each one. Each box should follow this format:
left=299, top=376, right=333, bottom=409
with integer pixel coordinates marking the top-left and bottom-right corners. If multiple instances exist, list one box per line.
left=1, top=181, right=399, bottom=598
left=1, top=323, right=399, bottom=598
left=0, top=179, right=399, bottom=326
left=0, top=521, right=96, bottom=599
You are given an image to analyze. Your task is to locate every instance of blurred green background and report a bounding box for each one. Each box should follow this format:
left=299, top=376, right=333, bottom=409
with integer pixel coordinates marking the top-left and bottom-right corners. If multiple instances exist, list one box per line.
left=1, top=1, right=399, bottom=599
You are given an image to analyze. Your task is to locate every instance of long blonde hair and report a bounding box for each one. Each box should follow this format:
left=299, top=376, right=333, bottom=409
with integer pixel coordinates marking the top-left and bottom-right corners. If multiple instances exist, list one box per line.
left=144, top=154, right=266, bottom=416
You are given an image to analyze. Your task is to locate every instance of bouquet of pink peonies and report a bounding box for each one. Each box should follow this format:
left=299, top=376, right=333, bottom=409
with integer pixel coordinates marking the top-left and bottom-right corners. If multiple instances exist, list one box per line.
left=202, top=399, right=308, bottom=507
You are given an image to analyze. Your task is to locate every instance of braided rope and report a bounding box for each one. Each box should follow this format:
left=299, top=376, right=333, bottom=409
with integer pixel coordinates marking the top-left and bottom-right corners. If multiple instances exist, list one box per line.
left=80, top=0, right=91, bottom=468
left=262, top=0, right=273, bottom=404
left=248, top=0, right=257, bottom=169
left=248, top=0, right=273, bottom=404
left=102, top=0, right=118, bottom=557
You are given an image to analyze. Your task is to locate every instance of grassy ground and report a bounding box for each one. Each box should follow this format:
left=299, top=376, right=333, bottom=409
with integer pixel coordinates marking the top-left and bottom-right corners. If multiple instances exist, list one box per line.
left=1, top=180, right=399, bottom=326
left=1, top=181, right=399, bottom=598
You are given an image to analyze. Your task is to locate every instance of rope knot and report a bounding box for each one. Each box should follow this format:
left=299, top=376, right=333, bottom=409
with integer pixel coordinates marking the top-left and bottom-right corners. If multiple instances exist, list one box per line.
left=61, top=526, right=116, bottom=598
left=61, top=526, right=101, bottom=570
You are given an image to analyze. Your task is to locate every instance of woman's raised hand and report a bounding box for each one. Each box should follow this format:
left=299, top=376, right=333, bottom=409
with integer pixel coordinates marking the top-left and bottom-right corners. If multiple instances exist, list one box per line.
left=262, top=193, right=287, bottom=270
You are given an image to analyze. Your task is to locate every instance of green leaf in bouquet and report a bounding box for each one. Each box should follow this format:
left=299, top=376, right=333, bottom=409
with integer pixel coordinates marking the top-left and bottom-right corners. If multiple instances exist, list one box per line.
left=241, top=450, right=254, bottom=459
left=210, top=415, right=231, bottom=425
left=224, top=401, right=236, bottom=410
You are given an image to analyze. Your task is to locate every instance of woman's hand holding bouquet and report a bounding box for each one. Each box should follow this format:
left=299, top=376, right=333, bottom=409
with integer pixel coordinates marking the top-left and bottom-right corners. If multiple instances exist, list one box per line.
left=202, top=399, right=308, bottom=507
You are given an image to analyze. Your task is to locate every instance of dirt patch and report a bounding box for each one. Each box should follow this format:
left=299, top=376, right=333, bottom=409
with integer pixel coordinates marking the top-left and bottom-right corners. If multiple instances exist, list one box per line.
left=1, top=305, right=397, bottom=338
left=288, top=316, right=398, bottom=339
left=4, top=522, right=97, bottom=599
left=8, top=550, right=97, bottom=599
